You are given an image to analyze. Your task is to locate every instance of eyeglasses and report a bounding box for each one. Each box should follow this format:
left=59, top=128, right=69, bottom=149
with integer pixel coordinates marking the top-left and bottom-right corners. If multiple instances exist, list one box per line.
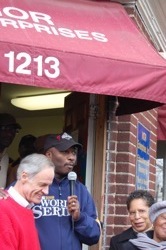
left=0, top=125, right=20, bottom=134
left=129, top=210, right=147, bottom=218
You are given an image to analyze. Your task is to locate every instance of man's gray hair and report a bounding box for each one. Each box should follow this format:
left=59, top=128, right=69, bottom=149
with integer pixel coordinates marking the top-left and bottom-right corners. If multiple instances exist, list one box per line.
left=17, top=153, right=55, bottom=180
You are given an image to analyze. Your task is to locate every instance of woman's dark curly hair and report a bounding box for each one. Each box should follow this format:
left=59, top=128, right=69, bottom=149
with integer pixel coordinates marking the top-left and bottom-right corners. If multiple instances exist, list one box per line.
left=126, top=190, right=155, bottom=210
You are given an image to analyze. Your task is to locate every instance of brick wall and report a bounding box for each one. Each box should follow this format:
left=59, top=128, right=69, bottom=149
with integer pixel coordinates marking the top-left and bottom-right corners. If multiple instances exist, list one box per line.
left=102, top=107, right=157, bottom=249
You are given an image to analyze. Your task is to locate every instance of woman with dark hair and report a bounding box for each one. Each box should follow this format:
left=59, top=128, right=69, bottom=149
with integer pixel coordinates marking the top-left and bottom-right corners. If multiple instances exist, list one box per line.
left=130, top=200, right=166, bottom=249
left=110, top=190, right=155, bottom=250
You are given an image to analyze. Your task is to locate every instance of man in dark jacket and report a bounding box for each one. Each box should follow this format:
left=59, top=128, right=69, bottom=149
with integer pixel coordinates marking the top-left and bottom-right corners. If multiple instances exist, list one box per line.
left=34, top=132, right=101, bottom=250
left=110, top=190, right=155, bottom=250
left=0, top=113, right=21, bottom=188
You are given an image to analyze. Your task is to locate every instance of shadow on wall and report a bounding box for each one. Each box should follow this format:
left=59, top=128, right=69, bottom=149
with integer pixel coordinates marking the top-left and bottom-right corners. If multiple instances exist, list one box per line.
left=8, top=114, right=64, bottom=160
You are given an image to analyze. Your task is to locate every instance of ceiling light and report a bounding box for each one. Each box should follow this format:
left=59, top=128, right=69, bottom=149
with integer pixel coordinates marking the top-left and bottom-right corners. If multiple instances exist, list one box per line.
left=11, top=92, right=71, bottom=110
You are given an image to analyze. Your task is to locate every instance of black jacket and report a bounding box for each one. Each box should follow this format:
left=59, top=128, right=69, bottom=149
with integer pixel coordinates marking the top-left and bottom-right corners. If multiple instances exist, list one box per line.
left=109, top=227, right=153, bottom=250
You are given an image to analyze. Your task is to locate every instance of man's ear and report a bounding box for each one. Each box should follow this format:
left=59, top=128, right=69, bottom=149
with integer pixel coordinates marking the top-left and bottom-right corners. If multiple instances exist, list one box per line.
left=21, top=172, right=28, bottom=183
left=45, top=150, right=52, bottom=160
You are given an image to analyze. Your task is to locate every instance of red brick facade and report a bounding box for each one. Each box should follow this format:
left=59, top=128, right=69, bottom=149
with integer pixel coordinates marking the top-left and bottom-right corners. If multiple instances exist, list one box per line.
left=102, top=108, right=158, bottom=249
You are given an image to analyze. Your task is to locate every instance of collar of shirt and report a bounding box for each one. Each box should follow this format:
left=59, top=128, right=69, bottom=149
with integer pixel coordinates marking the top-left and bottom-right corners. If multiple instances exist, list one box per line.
left=8, top=186, right=34, bottom=209
left=0, top=148, right=7, bottom=161
left=133, top=225, right=154, bottom=233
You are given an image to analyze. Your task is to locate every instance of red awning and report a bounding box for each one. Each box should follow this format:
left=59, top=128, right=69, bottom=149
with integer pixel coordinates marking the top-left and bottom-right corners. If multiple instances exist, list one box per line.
left=0, top=0, right=166, bottom=114
left=157, top=105, right=166, bottom=140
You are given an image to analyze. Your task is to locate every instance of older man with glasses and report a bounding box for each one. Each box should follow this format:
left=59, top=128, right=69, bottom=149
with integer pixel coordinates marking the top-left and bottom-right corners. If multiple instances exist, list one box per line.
left=0, top=113, right=21, bottom=188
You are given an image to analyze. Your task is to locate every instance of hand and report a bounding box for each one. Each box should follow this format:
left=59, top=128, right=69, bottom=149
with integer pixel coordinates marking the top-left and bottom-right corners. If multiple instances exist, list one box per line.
left=67, top=195, right=80, bottom=221
left=0, top=188, right=8, bottom=199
